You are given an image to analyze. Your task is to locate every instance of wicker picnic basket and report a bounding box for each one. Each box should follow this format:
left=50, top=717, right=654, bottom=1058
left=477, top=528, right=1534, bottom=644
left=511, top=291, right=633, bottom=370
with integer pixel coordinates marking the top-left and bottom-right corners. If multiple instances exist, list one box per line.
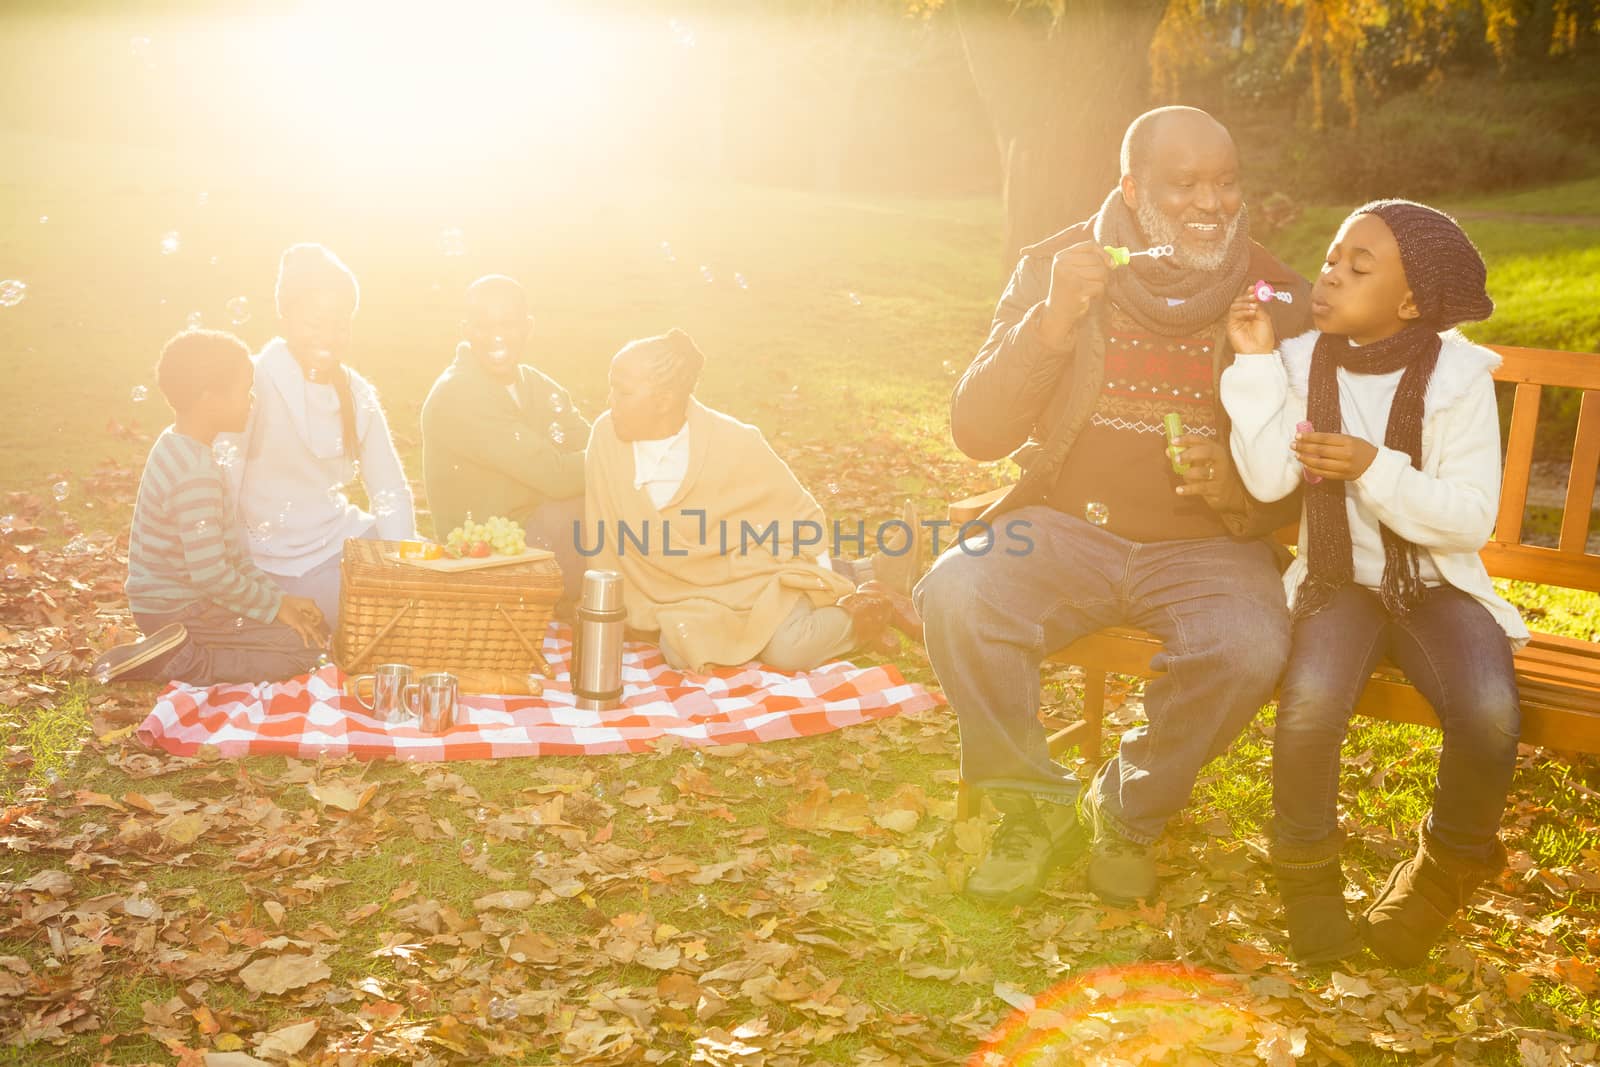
left=333, top=539, right=563, bottom=675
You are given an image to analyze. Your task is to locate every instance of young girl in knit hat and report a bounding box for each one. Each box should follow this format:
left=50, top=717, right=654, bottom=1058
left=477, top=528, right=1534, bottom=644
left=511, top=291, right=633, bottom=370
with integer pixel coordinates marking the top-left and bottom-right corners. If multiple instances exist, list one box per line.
left=1220, top=200, right=1528, bottom=966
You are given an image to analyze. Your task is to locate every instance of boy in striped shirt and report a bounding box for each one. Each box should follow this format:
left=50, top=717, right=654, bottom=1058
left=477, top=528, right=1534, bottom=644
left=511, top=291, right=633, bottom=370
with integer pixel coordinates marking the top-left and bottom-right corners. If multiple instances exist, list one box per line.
left=91, top=330, right=328, bottom=684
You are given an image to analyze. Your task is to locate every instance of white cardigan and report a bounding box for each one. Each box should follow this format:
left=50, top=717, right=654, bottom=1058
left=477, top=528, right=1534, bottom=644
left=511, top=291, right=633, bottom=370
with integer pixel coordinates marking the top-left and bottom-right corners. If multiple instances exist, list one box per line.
left=1220, top=329, right=1529, bottom=647
left=228, top=338, right=416, bottom=577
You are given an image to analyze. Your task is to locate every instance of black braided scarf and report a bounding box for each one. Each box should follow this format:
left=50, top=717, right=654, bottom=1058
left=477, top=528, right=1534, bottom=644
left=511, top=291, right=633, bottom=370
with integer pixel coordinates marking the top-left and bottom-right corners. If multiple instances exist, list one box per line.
left=1293, top=325, right=1443, bottom=621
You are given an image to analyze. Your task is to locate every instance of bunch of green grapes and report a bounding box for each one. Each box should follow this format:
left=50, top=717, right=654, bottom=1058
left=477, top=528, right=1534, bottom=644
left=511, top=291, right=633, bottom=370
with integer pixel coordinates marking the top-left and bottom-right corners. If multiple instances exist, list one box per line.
left=445, top=514, right=528, bottom=557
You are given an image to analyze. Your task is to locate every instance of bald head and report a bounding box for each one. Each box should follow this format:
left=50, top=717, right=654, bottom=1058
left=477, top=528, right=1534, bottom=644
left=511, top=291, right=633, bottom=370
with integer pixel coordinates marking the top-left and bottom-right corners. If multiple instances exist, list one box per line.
left=1118, top=106, right=1244, bottom=272
left=462, top=274, right=533, bottom=380
left=466, top=274, right=528, bottom=318
left=1120, top=106, right=1233, bottom=183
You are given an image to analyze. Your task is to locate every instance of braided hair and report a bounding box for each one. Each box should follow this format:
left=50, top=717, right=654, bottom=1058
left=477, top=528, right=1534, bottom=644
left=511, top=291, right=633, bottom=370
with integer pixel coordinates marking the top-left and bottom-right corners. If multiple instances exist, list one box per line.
left=624, top=327, right=706, bottom=402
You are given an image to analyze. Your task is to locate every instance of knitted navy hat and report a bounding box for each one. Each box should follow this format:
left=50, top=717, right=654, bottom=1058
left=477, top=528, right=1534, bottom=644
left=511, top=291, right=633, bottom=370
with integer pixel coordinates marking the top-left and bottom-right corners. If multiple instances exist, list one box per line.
left=1352, top=199, right=1494, bottom=330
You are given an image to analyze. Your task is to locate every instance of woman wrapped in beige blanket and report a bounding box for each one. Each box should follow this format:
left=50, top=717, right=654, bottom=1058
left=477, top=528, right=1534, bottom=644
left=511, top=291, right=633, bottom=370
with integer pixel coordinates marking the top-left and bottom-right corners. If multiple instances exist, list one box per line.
left=583, top=329, right=917, bottom=673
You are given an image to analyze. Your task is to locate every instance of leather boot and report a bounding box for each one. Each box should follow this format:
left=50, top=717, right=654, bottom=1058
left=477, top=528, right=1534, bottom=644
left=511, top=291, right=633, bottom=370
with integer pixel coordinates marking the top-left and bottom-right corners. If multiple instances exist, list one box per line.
left=965, top=791, right=1083, bottom=906
left=1361, top=826, right=1507, bottom=968
left=1270, top=832, right=1362, bottom=964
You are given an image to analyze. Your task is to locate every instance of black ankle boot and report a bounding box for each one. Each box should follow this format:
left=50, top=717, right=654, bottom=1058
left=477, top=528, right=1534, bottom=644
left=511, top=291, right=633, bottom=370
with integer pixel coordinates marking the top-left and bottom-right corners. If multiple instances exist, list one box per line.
left=1271, top=835, right=1361, bottom=964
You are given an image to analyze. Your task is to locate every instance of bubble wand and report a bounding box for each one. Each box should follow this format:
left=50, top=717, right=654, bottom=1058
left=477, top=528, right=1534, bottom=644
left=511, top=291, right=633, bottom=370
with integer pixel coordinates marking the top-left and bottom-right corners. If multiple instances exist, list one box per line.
left=1252, top=280, right=1295, bottom=304
left=1104, top=244, right=1175, bottom=268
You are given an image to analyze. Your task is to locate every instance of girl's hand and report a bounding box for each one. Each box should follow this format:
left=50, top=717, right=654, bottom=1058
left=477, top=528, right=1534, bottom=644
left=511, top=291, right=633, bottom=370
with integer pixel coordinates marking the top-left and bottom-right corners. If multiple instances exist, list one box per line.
left=1292, top=431, right=1379, bottom=481
left=1227, top=291, right=1276, bottom=355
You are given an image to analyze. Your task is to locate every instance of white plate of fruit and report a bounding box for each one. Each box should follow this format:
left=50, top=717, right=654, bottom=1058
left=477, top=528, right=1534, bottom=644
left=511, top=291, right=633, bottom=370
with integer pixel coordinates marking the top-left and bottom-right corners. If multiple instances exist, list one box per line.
left=387, top=516, right=555, bottom=571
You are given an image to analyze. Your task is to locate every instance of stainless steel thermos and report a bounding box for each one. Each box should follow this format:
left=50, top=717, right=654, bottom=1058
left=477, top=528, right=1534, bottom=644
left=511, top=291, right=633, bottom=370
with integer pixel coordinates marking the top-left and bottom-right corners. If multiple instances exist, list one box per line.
left=571, top=570, right=625, bottom=711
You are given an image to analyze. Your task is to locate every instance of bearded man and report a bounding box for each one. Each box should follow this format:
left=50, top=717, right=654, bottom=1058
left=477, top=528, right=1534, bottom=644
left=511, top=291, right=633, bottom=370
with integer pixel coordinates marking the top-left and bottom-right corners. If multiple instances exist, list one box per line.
left=916, top=106, right=1314, bottom=907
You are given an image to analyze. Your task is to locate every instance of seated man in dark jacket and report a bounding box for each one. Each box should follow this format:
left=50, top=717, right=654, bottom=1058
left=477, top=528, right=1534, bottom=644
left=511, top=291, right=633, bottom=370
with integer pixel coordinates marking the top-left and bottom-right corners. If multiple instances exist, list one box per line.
left=421, top=275, right=591, bottom=599
left=916, top=106, right=1312, bottom=907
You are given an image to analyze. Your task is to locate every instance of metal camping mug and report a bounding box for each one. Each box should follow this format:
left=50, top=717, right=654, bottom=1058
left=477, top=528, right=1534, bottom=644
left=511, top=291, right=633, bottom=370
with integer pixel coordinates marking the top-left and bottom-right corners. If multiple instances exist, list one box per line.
left=415, top=672, right=459, bottom=733
left=348, top=663, right=419, bottom=723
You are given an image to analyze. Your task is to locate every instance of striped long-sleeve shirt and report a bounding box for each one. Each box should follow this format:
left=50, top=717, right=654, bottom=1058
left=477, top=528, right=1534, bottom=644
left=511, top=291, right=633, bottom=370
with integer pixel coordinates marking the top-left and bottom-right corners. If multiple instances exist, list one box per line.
left=125, top=429, right=283, bottom=624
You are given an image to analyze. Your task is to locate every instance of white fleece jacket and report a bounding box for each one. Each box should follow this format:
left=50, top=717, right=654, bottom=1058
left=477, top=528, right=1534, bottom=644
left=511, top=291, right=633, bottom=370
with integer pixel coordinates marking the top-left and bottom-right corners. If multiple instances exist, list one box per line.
left=227, top=338, right=416, bottom=577
left=1220, top=329, right=1529, bottom=647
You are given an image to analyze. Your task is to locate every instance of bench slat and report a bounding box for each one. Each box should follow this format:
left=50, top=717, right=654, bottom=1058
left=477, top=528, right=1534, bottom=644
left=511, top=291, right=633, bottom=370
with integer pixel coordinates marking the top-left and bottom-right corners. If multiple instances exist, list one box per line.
left=1560, top=391, right=1600, bottom=552
left=1492, top=346, right=1600, bottom=392
left=1479, top=542, right=1600, bottom=594
left=1049, top=627, right=1600, bottom=748
left=1496, top=382, right=1541, bottom=543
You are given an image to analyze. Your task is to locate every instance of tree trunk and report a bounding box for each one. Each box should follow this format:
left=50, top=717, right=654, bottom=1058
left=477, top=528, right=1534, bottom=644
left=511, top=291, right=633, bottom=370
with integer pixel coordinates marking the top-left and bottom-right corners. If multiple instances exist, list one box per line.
left=956, top=0, right=1170, bottom=268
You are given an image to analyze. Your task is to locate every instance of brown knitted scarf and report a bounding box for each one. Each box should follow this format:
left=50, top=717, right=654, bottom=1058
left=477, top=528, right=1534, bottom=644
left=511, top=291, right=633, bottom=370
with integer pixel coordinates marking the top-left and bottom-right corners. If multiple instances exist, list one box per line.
left=1294, top=326, right=1442, bottom=621
left=1091, top=188, right=1251, bottom=336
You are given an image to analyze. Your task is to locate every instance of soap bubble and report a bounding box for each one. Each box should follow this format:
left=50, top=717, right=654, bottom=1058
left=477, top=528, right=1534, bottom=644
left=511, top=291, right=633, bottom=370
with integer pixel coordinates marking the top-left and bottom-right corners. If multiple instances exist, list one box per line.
left=185, top=310, right=203, bottom=329
left=327, top=485, right=349, bottom=511
left=942, top=360, right=958, bottom=375
left=212, top=440, right=239, bottom=469
left=225, top=296, right=250, bottom=325
left=38, top=216, right=48, bottom=224
left=3, top=564, right=18, bottom=581
left=1084, top=501, right=1110, bottom=527
left=659, top=240, right=675, bottom=263
left=93, top=662, right=113, bottom=685
left=692, top=750, right=705, bottom=767
left=159, top=231, right=180, bottom=255
left=248, top=521, right=273, bottom=543
left=0, top=514, right=16, bottom=535
left=234, top=617, right=245, bottom=630
left=734, top=272, right=748, bottom=290
left=847, top=291, right=862, bottom=307
left=753, top=775, right=766, bottom=789
left=0, top=280, right=27, bottom=308
left=548, top=423, right=566, bottom=446
left=699, top=265, right=714, bottom=284
left=440, top=227, right=465, bottom=257
left=52, top=481, right=69, bottom=502
left=64, top=535, right=91, bottom=556
left=192, top=518, right=213, bottom=536
left=488, top=997, right=519, bottom=1021
left=696, top=892, right=708, bottom=908
left=372, top=488, right=401, bottom=517
left=591, top=782, right=606, bottom=799
left=513, top=431, right=521, bottom=443
left=548, top=392, right=566, bottom=415
left=130, top=385, right=148, bottom=402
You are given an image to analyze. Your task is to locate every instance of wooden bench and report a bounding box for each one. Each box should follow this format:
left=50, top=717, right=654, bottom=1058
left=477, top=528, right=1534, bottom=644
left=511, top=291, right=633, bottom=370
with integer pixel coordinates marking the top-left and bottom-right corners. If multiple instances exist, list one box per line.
left=949, top=344, right=1600, bottom=818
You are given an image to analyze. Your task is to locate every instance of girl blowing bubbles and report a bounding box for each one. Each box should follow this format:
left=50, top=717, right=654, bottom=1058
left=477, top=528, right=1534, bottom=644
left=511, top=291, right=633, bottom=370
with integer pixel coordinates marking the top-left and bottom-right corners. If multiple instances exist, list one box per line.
left=1220, top=200, right=1528, bottom=966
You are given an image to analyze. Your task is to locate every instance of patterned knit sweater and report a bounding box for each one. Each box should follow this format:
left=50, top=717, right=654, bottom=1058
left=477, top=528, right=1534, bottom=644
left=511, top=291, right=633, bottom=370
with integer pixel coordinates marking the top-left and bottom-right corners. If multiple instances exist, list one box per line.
left=1046, top=308, right=1229, bottom=542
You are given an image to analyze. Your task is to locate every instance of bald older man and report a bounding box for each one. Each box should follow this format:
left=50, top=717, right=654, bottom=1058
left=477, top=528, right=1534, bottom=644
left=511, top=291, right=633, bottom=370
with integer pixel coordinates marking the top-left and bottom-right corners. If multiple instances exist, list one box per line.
left=917, top=106, right=1314, bottom=907
left=421, top=275, right=591, bottom=598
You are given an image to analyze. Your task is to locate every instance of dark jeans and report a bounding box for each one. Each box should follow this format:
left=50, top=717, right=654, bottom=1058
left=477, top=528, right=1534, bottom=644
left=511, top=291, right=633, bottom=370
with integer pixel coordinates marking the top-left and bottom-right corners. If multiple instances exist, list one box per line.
left=1272, top=583, right=1520, bottom=864
left=134, top=602, right=323, bottom=686
left=914, top=505, right=1291, bottom=844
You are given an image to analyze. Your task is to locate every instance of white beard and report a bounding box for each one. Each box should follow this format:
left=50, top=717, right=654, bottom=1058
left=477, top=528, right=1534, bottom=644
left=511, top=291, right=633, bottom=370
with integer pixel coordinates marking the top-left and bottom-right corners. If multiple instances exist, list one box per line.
left=1135, top=198, right=1241, bottom=272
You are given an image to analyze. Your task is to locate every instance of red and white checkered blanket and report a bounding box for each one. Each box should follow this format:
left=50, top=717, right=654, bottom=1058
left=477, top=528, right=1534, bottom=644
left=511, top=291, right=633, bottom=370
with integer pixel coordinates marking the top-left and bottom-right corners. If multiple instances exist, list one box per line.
left=136, top=625, right=941, bottom=760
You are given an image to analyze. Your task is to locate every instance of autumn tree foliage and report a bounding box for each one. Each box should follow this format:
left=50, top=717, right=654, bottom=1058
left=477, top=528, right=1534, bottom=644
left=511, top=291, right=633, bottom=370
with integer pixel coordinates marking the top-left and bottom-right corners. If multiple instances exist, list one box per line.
left=935, top=0, right=1598, bottom=262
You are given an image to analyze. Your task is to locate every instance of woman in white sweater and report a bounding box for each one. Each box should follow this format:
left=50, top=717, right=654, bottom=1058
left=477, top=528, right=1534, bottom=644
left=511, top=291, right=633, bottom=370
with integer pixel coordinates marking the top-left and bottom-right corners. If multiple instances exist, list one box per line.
left=1219, top=201, right=1526, bottom=969
left=229, top=244, right=416, bottom=626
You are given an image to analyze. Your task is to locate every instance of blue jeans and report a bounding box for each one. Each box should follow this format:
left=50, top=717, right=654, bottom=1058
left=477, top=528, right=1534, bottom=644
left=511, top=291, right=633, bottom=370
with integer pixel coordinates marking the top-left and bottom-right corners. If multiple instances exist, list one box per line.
left=1272, top=583, right=1520, bottom=864
left=914, top=505, right=1291, bottom=844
